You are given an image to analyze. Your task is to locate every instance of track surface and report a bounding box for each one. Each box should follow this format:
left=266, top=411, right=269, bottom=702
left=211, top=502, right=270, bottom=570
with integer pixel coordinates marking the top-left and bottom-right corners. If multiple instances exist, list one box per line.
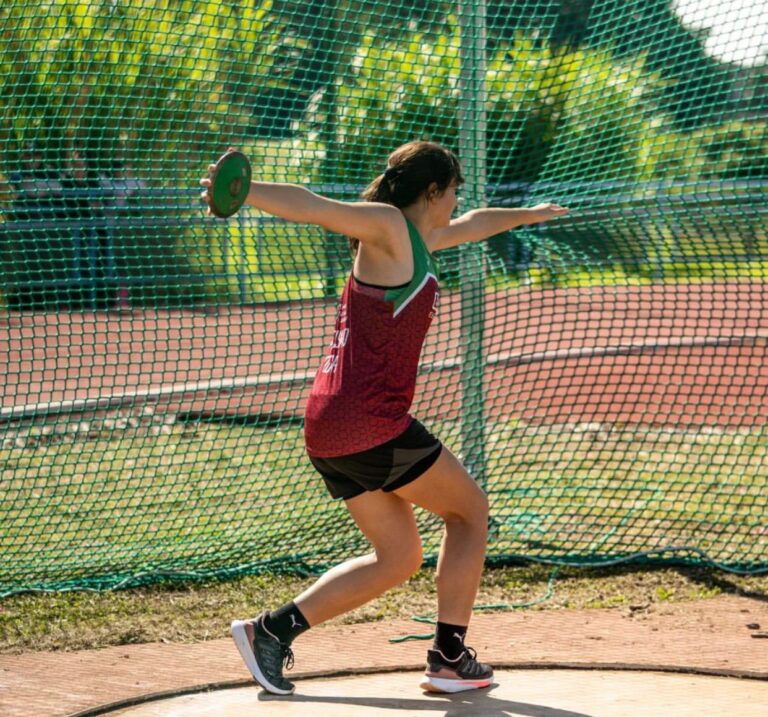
left=2, top=281, right=766, bottom=428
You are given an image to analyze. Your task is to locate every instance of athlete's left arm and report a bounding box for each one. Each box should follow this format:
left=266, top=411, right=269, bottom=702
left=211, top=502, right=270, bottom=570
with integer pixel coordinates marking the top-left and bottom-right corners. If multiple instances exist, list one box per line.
left=431, top=204, right=569, bottom=251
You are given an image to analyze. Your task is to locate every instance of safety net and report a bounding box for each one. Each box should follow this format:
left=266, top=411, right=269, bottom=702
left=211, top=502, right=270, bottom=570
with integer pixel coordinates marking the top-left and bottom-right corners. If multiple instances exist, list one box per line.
left=1, top=0, right=766, bottom=595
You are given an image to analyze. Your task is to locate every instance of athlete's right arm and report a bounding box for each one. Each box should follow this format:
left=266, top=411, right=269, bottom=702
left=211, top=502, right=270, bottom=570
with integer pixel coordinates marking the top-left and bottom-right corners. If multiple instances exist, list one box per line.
left=243, top=181, right=401, bottom=246
left=201, top=159, right=402, bottom=248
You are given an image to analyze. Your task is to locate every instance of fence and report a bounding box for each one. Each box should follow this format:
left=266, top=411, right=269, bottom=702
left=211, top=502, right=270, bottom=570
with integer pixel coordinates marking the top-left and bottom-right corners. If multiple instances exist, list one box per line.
left=1, top=0, right=766, bottom=594
left=3, top=180, right=765, bottom=307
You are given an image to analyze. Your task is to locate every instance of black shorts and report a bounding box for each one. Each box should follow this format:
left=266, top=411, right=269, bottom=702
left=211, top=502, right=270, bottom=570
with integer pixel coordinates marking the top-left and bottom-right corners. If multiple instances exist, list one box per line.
left=308, top=419, right=442, bottom=500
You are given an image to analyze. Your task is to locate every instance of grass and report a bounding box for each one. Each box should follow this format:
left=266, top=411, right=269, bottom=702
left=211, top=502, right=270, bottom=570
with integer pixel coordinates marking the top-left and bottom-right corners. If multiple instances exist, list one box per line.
left=2, top=418, right=766, bottom=588
left=1, top=563, right=765, bottom=654
left=483, top=421, right=768, bottom=566
left=1, top=415, right=766, bottom=652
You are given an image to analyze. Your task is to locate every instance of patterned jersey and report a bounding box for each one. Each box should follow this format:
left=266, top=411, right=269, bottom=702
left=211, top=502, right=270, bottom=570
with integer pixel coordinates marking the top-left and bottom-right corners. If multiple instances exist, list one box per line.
left=304, top=218, right=439, bottom=457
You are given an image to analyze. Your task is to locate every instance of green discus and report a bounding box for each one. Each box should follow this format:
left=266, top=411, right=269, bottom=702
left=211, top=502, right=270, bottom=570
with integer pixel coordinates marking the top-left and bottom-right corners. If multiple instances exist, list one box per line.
left=209, top=150, right=251, bottom=218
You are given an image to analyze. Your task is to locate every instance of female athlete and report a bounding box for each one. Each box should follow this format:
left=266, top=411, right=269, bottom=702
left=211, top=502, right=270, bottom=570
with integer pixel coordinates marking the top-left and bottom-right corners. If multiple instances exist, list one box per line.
left=200, top=140, right=568, bottom=695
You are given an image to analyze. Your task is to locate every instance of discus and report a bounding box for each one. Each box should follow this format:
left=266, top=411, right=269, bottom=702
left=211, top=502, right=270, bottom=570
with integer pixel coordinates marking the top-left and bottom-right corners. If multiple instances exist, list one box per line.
left=208, top=150, right=251, bottom=218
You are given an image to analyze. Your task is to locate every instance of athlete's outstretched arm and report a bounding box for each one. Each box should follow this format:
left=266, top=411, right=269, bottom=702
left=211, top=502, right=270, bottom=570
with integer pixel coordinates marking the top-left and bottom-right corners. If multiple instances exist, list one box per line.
left=200, top=165, right=401, bottom=248
left=245, top=182, right=402, bottom=243
left=432, top=204, right=569, bottom=251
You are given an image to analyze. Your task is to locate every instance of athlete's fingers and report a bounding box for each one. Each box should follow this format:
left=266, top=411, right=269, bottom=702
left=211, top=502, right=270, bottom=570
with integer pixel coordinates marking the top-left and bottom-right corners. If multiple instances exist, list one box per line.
left=200, top=186, right=214, bottom=215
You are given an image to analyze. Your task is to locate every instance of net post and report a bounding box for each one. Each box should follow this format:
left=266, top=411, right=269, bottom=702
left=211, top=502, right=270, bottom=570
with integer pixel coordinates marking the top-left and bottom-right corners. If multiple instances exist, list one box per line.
left=237, top=209, right=247, bottom=304
left=319, top=0, right=342, bottom=299
left=457, top=0, right=487, bottom=486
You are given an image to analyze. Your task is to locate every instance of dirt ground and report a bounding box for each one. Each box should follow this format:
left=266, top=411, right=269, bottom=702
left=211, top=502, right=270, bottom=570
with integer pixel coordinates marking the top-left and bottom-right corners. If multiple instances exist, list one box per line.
left=1, top=594, right=766, bottom=717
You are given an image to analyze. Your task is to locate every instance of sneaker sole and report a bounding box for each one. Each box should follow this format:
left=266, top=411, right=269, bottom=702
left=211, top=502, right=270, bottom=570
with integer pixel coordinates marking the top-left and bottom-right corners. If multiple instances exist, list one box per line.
left=420, top=675, right=493, bottom=693
left=230, top=620, right=295, bottom=695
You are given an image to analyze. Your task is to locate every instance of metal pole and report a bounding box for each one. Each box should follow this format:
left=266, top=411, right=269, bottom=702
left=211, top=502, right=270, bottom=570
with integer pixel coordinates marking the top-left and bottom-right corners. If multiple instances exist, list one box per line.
left=238, top=209, right=247, bottom=304
left=457, top=0, right=487, bottom=485
left=320, top=0, right=341, bottom=299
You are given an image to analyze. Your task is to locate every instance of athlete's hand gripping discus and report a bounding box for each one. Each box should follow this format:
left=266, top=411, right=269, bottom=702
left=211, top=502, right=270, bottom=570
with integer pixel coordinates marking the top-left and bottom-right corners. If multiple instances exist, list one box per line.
left=204, top=150, right=252, bottom=218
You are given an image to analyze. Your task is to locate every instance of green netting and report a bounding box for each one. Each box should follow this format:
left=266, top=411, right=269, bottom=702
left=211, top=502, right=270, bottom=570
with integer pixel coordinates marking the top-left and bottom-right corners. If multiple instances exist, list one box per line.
left=1, top=0, right=766, bottom=596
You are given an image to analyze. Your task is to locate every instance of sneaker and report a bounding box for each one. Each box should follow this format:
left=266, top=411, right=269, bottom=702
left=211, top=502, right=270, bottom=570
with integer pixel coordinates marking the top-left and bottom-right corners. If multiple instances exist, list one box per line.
left=420, top=647, right=494, bottom=693
left=230, top=613, right=296, bottom=695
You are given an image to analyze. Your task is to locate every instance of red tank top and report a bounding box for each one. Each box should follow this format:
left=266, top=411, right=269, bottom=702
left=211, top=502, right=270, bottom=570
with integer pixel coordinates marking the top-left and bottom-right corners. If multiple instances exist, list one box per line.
left=304, top=219, right=439, bottom=457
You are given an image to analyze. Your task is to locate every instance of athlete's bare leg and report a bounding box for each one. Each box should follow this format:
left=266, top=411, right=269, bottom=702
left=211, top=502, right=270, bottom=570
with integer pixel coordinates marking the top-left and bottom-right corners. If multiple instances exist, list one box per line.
left=294, top=489, right=423, bottom=626
left=393, top=446, right=488, bottom=626
left=294, top=446, right=487, bottom=628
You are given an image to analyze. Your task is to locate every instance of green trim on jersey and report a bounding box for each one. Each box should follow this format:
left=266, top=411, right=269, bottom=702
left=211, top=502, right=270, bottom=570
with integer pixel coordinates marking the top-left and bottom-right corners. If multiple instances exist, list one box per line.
left=386, top=219, right=439, bottom=317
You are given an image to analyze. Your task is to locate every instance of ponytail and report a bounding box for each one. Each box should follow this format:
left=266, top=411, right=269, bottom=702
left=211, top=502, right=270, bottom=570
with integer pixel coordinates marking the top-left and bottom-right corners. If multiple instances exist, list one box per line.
left=363, top=172, right=395, bottom=204
left=349, top=141, right=463, bottom=255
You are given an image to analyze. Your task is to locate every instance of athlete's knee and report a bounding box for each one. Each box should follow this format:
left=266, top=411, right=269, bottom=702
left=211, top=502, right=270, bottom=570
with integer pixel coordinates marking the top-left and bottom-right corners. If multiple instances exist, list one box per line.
left=376, top=535, right=423, bottom=581
left=400, top=540, right=424, bottom=578
left=397, top=535, right=424, bottom=578
left=444, top=489, right=488, bottom=537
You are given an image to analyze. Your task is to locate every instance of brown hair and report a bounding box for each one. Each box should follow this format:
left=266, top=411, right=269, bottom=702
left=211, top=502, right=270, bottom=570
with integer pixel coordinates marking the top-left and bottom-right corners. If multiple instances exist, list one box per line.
left=350, top=141, right=464, bottom=253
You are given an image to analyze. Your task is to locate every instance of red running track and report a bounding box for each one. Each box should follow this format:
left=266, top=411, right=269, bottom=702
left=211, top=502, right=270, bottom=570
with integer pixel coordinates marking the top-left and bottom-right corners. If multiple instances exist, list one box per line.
left=1, top=281, right=766, bottom=428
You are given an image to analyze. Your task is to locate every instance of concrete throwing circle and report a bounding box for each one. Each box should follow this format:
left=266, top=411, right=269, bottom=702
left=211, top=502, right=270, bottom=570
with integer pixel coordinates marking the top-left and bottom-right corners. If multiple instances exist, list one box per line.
left=103, top=669, right=768, bottom=716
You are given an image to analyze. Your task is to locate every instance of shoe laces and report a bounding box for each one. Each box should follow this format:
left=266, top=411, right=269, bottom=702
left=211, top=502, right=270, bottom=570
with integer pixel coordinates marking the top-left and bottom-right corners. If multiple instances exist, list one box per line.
left=460, top=645, right=489, bottom=677
left=281, top=643, right=295, bottom=671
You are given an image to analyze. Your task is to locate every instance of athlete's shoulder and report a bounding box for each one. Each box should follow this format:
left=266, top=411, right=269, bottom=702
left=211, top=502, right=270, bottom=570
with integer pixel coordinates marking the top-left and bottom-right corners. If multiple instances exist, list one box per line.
left=375, top=203, right=409, bottom=234
left=309, top=196, right=405, bottom=250
left=361, top=205, right=410, bottom=256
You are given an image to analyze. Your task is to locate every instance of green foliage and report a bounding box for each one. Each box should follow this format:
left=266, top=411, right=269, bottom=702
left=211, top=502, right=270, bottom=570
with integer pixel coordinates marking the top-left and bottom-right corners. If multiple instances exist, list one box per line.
left=311, top=30, right=461, bottom=182
left=0, top=1, right=765, bottom=302
left=293, top=30, right=679, bottom=189
left=538, top=46, right=668, bottom=185
left=639, top=121, right=768, bottom=183
left=583, top=0, right=741, bottom=129
left=0, top=0, right=292, bottom=306
left=688, top=121, right=767, bottom=181
left=0, top=0, right=283, bottom=174
left=485, top=36, right=563, bottom=185
left=290, top=21, right=765, bottom=192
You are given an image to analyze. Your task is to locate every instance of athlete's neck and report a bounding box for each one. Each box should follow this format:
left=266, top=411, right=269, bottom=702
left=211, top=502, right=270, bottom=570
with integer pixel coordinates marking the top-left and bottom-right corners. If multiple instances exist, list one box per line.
left=401, top=204, right=438, bottom=242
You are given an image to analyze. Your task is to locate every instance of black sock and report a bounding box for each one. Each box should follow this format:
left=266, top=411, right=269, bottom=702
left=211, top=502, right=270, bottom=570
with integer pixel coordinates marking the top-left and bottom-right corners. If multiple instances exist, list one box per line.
left=433, top=621, right=467, bottom=661
left=262, top=602, right=310, bottom=644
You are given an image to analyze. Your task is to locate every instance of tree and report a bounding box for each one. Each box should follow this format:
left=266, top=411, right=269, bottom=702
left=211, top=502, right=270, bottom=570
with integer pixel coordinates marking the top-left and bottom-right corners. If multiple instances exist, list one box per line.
left=0, top=0, right=286, bottom=306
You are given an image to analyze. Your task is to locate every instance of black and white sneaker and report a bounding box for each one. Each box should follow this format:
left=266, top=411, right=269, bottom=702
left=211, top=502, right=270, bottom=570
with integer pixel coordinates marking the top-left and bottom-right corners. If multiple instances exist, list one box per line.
left=420, top=646, right=494, bottom=693
left=231, top=613, right=296, bottom=695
